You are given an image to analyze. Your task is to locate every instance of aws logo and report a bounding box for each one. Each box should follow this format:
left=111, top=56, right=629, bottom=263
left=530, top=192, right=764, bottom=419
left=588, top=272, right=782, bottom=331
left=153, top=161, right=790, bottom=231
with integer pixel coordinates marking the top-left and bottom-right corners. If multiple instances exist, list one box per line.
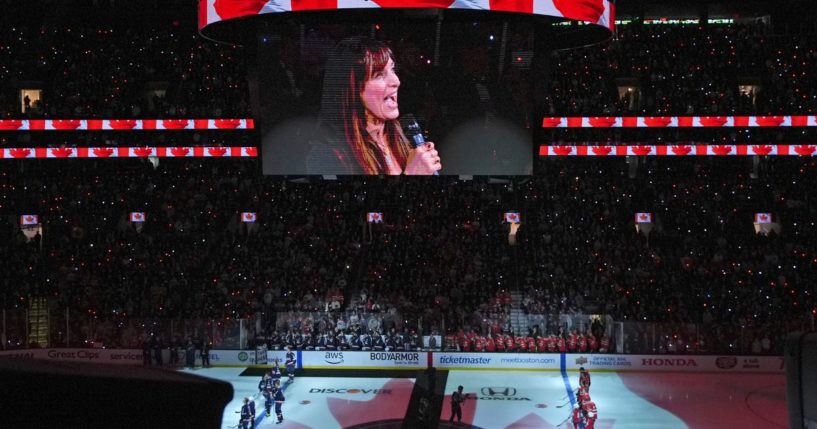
left=324, top=352, right=344, bottom=365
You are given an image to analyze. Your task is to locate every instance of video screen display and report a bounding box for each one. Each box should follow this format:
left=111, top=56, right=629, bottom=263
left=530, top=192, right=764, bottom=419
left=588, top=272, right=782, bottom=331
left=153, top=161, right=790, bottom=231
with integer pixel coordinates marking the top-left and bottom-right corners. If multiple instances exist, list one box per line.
left=255, top=10, right=535, bottom=176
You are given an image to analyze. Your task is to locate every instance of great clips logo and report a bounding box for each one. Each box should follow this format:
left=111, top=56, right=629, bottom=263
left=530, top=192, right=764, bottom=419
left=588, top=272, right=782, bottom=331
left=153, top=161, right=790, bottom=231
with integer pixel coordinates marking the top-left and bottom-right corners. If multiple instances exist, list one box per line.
left=324, top=352, right=344, bottom=365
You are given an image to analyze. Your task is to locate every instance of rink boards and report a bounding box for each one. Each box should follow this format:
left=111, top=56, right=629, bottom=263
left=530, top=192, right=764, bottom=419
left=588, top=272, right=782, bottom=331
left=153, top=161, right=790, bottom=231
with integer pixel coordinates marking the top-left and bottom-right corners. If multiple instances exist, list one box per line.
left=0, top=348, right=784, bottom=373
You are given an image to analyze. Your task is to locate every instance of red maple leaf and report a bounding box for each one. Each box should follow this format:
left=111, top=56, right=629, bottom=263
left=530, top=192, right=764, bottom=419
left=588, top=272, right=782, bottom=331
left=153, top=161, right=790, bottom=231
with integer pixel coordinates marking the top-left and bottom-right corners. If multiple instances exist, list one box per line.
left=108, top=120, right=137, bottom=130
left=24, top=216, right=35, bottom=223
left=552, top=146, right=573, bottom=156
left=671, top=146, right=692, bottom=155
left=591, top=146, right=612, bottom=155
left=171, top=147, right=190, bottom=157
left=9, top=148, right=31, bottom=158
left=133, top=147, right=153, bottom=157
left=326, top=379, right=415, bottom=428
left=541, top=118, right=563, bottom=128
left=631, top=146, right=653, bottom=155
left=553, top=0, right=606, bottom=22
left=712, top=145, right=733, bottom=155
left=758, top=214, right=769, bottom=222
left=751, top=145, right=773, bottom=155
left=794, top=145, right=816, bottom=156
left=93, top=148, right=114, bottom=157
left=213, top=0, right=267, bottom=20
left=245, top=147, right=258, bottom=157
left=0, top=120, right=24, bottom=130
left=51, top=148, right=74, bottom=158
left=132, top=213, right=143, bottom=220
left=161, top=119, right=190, bottom=129
left=644, top=117, right=672, bottom=127
left=51, top=120, right=81, bottom=130
left=208, top=147, right=228, bottom=157
left=754, top=116, right=785, bottom=127
left=369, top=0, right=455, bottom=7
left=638, top=214, right=650, bottom=221
left=588, top=117, right=617, bottom=127
left=213, top=119, right=241, bottom=129
left=698, top=117, right=728, bottom=127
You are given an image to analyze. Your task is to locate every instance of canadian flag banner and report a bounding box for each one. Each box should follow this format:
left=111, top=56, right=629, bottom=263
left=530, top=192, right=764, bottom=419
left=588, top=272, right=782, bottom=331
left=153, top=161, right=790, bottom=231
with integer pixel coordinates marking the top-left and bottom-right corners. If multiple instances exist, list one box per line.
left=20, top=214, right=39, bottom=225
left=754, top=213, right=772, bottom=224
left=635, top=212, right=653, bottom=223
left=129, top=212, right=146, bottom=222
left=241, top=212, right=257, bottom=223
left=504, top=212, right=521, bottom=223
left=541, top=116, right=817, bottom=128
left=537, top=144, right=817, bottom=157
left=367, top=212, right=383, bottom=224
left=0, top=119, right=253, bottom=131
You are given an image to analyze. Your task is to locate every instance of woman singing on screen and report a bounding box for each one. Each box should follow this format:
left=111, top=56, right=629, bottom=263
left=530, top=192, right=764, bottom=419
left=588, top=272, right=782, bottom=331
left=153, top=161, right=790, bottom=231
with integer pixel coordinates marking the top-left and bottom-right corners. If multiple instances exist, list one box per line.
left=307, top=38, right=441, bottom=175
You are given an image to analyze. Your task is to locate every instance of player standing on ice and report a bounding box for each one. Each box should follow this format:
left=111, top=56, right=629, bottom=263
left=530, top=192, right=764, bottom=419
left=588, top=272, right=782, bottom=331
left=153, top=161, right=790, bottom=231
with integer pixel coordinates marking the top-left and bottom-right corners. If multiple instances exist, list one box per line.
left=259, top=374, right=274, bottom=417
left=272, top=380, right=286, bottom=424
left=285, top=347, right=296, bottom=382
left=579, top=367, right=591, bottom=391
left=239, top=398, right=253, bottom=429
left=449, top=385, right=465, bottom=424
left=581, top=396, right=598, bottom=429
left=572, top=403, right=583, bottom=428
left=269, top=359, right=282, bottom=385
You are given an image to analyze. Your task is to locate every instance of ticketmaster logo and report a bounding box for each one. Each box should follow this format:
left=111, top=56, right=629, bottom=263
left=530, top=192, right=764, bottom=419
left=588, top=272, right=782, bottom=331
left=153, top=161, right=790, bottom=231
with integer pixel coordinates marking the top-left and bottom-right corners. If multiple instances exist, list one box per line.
left=439, top=356, right=492, bottom=365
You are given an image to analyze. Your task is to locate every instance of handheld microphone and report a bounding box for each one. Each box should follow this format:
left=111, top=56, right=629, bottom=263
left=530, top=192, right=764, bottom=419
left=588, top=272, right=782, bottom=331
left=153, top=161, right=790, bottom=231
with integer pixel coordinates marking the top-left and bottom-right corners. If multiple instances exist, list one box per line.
left=401, top=114, right=439, bottom=175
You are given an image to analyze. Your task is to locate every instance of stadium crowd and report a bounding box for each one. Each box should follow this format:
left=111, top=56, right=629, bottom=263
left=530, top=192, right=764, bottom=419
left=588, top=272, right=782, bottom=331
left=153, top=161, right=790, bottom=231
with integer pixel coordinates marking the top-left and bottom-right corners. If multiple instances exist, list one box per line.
left=1, top=6, right=816, bottom=356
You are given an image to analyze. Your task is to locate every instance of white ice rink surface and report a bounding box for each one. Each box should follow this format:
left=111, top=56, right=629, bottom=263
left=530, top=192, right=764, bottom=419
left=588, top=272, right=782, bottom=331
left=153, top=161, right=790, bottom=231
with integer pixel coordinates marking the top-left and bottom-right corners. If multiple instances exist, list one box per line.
left=186, top=368, right=786, bottom=429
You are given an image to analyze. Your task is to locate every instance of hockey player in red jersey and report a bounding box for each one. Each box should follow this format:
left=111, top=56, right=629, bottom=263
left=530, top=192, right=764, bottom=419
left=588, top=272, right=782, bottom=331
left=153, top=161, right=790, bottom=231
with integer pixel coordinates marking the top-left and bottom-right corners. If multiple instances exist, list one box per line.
left=576, top=385, right=590, bottom=404
left=536, top=335, right=548, bottom=353
left=586, top=331, right=598, bottom=352
left=572, top=403, right=583, bottom=428
left=599, top=335, right=610, bottom=353
left=526, top=335, right=537, bottom=353
left=567, top=330, right=578, bottom=352
left=485, top=334, right=496, bottom=352
left=582, top=396, right=598, bottom=429
left=515, top=333, right=527, bottom=352
left=578, top=332, right=588, bottom=353
left=579, top=367, right=592, bottom=389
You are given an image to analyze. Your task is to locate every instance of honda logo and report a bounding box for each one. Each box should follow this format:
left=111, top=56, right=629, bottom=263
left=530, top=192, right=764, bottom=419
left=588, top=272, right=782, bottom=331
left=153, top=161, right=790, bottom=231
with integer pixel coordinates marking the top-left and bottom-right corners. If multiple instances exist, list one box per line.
left=481, top=387, right=517, bottom=397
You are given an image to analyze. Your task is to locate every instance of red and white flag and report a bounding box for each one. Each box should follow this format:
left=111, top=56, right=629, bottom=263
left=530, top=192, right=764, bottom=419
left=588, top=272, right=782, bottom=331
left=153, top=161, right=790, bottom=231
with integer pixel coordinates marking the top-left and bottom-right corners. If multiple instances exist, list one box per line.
left=504, top=212, right=521, bottom=223
left=635, top=212, right=653, bottom=223
left=20, top=214, right=39, bottom=225
left=130, top=212, right=146, bottom=222
left=754, top=213, right=772, bottom=224
left=241, top=212, right=257, bottom=223
left=367, top=212, right=383, bottom=223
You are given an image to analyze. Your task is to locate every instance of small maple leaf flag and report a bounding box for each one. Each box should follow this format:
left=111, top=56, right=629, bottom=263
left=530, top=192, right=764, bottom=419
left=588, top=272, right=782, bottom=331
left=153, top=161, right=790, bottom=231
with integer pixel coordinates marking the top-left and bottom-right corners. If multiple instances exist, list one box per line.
left=754, top=213, right=772, bottom=224
left=367, top=212, right=383, bottom=223
left=241, top=212, right=257, bottom=223
left=20, top=214, right=39, bottom=225
left=504, top=212, right=521, bottom=223
left=130, top=212, right=146, bottom=222
left=635, top=213, right=653, bottom=223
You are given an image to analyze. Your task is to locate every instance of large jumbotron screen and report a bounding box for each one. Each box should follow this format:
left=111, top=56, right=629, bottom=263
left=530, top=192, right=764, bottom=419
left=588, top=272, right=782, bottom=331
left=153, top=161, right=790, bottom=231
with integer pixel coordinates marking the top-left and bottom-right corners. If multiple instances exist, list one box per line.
left=253, top=10, right=535, bottom=176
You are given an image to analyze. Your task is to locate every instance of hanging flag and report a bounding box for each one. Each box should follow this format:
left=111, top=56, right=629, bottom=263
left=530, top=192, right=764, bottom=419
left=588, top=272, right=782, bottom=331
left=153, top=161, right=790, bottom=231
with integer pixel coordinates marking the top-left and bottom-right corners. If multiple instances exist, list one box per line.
left=635, top=212, right=653, bottom=223
left=504, top=212, right=521, bottom=223
left=130, top=212, right=146, bottom=222
left=20, top=214, right=39, bottom=225
left=241, top=212, right=257, bottom=223
left=754, top=213, right=772, bottom=224
left=367, top=212, right=383, bottom=223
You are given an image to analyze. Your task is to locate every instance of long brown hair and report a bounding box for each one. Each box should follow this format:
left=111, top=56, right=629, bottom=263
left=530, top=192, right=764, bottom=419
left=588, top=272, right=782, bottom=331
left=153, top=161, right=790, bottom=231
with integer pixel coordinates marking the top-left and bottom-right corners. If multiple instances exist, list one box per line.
left=321, top=38, right=411, bottom=174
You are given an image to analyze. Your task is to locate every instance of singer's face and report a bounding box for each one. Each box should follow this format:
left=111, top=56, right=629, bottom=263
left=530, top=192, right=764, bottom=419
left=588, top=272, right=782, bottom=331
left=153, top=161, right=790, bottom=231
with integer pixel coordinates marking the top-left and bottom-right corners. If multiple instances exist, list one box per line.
left=360, top=58, right=400, bottom=122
